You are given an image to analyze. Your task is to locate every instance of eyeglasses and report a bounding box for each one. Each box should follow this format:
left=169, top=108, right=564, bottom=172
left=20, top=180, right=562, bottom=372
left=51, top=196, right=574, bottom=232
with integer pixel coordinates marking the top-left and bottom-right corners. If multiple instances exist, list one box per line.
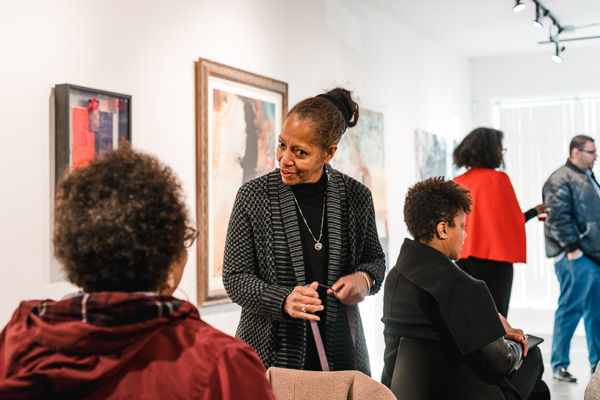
left=579, top=148, right=597, bottom=155
left=184, top=227, right=199, bottom=248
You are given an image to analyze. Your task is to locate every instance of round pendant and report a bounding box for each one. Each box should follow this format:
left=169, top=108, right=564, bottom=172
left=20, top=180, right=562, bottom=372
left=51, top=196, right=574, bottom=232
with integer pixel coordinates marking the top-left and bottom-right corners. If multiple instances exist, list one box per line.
left=315, top=242, right=323, bottom=251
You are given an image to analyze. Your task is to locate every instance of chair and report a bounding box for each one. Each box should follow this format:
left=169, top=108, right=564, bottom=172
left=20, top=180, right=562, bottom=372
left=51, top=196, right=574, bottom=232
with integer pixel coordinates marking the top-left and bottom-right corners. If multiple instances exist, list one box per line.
left=586, top=365, right=600, bottom=400
left=390, top=337, right=506, bottom=400
left=266, top=367, right=396, bottom=400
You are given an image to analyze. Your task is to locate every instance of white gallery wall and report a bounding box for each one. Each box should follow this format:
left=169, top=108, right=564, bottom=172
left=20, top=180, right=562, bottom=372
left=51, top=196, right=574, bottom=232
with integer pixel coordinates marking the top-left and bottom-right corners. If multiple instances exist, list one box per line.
left=0, top=0, right=471, bottom=374
left=470, top=46, right=600, bottom=333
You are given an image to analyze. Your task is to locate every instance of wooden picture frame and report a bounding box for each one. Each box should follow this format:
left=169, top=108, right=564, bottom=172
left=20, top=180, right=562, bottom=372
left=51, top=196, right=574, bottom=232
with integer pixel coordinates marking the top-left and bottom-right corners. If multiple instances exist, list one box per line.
left=195, top=59, right=288, bottom=306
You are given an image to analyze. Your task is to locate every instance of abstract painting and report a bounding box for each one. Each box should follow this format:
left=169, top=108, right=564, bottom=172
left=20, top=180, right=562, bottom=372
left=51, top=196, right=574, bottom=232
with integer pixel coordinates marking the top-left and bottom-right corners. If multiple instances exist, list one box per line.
left=52, top=84, right=131, bottom=283
left=195, top=59, right=288, bottom=306
left=332, top=109, right=389, bottom=263
left=414, top=130, right=457, bottom=180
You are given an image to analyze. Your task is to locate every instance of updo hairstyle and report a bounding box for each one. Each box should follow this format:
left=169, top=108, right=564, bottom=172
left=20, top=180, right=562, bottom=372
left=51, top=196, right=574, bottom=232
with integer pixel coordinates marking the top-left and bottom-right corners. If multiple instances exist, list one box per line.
left=287, top=87, right=359, bottom=149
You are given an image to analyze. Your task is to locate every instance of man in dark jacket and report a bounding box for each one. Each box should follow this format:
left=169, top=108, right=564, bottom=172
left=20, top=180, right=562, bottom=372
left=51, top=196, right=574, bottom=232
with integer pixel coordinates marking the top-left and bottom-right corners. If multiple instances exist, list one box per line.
left=543, top=134, right=600, bottom=383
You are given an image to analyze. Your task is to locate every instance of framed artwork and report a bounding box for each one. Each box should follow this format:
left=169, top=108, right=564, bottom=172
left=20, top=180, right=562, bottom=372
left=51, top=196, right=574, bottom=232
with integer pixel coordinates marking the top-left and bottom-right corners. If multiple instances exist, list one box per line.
left=195, top=58, right=288, bottom=306
left=414, top=130, right=458, bottom=180
left=332, top=109, right=389, bottom=264
left=54, top=84, right=131, bottom=186
left=51, top=84, right=131, bottom=283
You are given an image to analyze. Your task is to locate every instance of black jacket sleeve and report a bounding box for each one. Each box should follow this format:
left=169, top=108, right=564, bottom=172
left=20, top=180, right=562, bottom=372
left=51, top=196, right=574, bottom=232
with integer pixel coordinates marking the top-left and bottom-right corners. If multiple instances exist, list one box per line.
left=523, top=208, right=538, bottom=222
left=469, top=337, right=523, bottom=383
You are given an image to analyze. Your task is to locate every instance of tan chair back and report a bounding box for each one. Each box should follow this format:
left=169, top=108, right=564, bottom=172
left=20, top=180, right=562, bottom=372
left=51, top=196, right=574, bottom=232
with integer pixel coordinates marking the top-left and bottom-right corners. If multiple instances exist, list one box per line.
left=266, top=367, right=396, bottom=400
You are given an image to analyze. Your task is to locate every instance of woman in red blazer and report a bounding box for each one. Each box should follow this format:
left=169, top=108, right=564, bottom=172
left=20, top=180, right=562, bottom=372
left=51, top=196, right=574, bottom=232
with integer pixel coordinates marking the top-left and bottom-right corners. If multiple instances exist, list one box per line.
left=453, top=127, right=546, bottom=316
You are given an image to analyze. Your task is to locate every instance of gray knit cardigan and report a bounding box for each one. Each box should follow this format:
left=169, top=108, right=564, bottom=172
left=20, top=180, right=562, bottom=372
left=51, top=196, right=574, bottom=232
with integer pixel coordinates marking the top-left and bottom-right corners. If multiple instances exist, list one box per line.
left=222, top=165, right=386, bottom=375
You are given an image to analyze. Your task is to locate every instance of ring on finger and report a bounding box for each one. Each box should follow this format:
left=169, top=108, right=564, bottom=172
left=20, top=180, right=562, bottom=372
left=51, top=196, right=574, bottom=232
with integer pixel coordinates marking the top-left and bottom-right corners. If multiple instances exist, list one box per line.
left=301, top=305, right=306, bottom=313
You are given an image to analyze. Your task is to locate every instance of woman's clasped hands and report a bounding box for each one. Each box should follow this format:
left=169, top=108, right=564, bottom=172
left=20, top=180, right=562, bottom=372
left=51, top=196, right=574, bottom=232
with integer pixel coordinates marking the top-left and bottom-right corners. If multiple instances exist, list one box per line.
left=284, top=273, right=373, bottom=320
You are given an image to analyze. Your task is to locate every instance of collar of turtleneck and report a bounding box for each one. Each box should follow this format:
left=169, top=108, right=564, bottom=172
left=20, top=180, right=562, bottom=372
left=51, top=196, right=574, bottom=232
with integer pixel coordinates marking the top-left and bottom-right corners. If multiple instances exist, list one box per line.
left=290, top=166, right=328, bottom=198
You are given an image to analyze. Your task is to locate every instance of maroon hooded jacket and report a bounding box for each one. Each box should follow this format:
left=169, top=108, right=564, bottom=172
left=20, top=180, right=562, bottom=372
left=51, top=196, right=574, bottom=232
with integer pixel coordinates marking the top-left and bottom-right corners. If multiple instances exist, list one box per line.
left=0, top=292, right=276, bottom=400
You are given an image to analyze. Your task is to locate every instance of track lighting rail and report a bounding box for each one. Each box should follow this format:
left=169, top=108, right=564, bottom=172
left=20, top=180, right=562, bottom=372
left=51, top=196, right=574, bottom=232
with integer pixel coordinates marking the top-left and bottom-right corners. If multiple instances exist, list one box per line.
left=511, top=0, right=599, bottom=63
left=538, top=35, right=600, bottom=44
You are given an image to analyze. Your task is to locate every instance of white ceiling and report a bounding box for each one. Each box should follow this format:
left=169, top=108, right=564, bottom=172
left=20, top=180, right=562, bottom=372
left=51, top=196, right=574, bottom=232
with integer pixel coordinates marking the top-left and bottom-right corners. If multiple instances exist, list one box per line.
left=362, top=0, right=600, bottom=58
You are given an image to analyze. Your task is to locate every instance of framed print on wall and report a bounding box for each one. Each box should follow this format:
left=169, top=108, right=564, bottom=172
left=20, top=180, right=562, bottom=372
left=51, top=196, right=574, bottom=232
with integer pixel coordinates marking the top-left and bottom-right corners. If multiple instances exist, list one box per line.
left=50, top=84, right=131, bottom=283
left=54, top=84, right=132, bottom=186
left=414, top=129, right=458, bottom=181
left=331, top=108, right=389, bottom=266
left=195, top=58, right=288, bottom=306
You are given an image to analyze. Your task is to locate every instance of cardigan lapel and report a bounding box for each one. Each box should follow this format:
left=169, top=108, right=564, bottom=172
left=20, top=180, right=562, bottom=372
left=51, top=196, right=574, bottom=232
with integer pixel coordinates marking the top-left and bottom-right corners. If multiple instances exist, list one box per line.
left=273, top=170, right=307, bottom=286
left=325, top=165, right=344, bottom=286
left=324, top=165, right=351, bottom=369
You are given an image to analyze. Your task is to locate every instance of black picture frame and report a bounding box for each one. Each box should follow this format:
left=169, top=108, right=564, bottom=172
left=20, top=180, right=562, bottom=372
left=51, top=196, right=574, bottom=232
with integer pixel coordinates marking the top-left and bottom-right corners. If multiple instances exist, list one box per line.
left=54, top=84, right=132, bottom=185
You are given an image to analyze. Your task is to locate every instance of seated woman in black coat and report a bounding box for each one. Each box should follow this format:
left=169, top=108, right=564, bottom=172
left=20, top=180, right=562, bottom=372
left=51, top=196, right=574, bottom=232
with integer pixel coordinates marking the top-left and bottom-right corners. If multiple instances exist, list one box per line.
left=382, top=177, right=549, bottom=400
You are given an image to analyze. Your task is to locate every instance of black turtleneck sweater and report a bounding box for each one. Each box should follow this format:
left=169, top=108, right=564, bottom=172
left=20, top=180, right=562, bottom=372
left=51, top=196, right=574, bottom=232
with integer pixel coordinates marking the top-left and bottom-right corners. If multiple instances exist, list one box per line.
left=290, top=169, right=329, bottom=370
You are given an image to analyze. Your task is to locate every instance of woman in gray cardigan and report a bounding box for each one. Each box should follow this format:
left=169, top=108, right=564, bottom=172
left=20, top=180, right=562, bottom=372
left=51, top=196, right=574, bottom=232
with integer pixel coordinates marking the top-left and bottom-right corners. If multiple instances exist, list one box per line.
left=223, top=88, right=385, bottom=374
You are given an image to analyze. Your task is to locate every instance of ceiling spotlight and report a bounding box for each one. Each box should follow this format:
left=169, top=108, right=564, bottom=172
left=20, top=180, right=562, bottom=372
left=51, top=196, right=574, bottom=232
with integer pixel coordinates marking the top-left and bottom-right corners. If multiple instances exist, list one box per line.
left=513, top=0, right=526, bottom=13
left=533, top=4, right=549, bottom=29
left=552, top=42, right=565, bottom=63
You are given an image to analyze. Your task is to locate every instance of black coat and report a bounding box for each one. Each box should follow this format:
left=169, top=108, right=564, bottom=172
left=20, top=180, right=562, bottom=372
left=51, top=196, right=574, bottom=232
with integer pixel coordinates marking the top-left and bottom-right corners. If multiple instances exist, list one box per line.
left=382, top=238, right=506, bottom=387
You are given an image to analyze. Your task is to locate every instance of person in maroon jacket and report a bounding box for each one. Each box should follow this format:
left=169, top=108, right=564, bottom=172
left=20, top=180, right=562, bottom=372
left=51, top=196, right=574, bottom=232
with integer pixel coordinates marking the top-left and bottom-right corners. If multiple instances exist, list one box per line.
left=0, top=143, right=275, bottom=400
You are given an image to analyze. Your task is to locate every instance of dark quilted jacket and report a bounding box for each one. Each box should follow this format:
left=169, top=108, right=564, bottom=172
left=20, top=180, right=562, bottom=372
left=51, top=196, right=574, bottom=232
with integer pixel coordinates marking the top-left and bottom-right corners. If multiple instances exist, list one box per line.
left=542, top=160, right=600, bottom=264
left=222, top=165, right=386, bottom=375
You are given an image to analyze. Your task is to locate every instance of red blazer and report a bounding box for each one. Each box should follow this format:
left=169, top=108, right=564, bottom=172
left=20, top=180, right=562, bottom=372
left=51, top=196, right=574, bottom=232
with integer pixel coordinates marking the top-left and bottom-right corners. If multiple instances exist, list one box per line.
left=454, top=168, right=526, bottom=263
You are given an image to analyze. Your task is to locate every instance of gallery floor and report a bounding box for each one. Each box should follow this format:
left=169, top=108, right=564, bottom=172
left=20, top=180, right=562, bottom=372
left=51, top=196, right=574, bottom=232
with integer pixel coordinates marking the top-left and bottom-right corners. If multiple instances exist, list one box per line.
left=539, top=334, right=593, bottom=399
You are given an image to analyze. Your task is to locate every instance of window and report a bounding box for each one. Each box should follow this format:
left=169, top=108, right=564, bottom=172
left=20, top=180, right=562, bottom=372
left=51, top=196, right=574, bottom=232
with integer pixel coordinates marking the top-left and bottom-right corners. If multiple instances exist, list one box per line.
left=494, top=96, right=600, bottom=309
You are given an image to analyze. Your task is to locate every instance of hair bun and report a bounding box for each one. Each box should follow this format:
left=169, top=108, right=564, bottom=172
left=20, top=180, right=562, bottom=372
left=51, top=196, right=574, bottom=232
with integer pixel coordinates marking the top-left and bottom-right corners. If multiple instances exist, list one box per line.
left=324, top=88, right=359, bottom=128
left=317, top=94, right=350, bottom=126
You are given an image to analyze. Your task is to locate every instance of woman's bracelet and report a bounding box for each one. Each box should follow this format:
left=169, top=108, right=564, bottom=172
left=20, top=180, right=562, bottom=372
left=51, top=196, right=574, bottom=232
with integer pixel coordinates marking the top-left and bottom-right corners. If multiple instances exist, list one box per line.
left=356, top=271, right=371, bottom=293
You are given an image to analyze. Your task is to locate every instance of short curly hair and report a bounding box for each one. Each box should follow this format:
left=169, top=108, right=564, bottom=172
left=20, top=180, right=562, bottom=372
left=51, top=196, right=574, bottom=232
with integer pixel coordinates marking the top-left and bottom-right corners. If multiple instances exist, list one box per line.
left=404, top=177, right=472, bottom=242
left=453, top=127, right=504, bottom=169
left=54, top=142, right=189, bottom=292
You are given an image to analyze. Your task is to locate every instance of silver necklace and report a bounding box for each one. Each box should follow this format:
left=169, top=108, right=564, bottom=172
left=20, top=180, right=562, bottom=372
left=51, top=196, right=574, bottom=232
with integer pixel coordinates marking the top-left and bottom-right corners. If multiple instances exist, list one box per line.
left=291, top=191, right=326, bottom=251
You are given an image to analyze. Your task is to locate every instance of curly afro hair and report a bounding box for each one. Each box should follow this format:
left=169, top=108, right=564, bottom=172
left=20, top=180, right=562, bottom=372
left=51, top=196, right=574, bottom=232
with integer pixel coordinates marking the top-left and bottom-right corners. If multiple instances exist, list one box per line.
left=288, top=87, right=359, bottom=149
left=54, top=142, right=189, bottom=292
left=453, top=127, right=504, bottom=169
left=404, top=177, right=472, bottom=242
